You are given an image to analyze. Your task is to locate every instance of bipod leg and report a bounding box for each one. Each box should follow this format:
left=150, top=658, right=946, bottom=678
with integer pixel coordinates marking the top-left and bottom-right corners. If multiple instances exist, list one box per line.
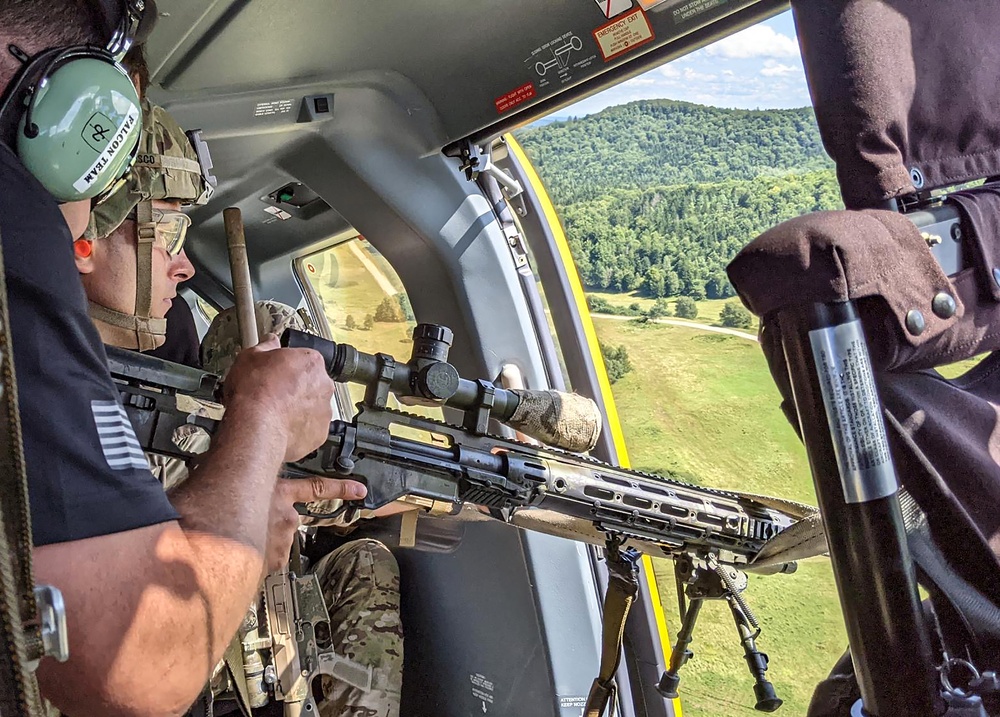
left=656, top=596, right=703, bottom=699
left=725, top=593, right=781, bottom=712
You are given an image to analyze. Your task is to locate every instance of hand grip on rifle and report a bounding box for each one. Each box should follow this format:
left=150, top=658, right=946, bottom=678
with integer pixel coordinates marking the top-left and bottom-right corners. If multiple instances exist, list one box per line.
left=281, top=324, right=602, bottom=452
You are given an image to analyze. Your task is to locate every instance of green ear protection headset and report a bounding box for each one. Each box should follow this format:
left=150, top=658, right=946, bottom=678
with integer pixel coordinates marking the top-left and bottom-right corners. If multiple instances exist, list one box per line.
left=0, top=0, right=147, bottom=202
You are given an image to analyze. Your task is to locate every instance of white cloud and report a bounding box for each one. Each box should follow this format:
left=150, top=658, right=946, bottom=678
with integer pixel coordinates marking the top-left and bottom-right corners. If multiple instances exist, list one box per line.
left=623, top=76, right=658, bottom=87
left=760, top=61, right=799, bottom=77
left=703, top=24, right=799, bottom=59
left=683, top=67, right=716, bottom=82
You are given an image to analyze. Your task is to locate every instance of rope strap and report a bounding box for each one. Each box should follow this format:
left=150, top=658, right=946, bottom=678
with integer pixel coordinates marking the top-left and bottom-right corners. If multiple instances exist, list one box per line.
left=0, top=226, right=46, bottom=715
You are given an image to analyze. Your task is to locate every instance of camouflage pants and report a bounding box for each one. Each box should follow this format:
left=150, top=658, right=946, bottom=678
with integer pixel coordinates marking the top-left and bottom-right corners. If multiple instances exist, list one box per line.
left=312, top=539, right=403, bottom=717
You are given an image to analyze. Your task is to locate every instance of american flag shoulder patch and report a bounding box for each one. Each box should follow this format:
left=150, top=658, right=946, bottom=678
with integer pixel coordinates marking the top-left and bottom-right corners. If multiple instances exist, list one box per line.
left=91, top=400, right=148, bottom=471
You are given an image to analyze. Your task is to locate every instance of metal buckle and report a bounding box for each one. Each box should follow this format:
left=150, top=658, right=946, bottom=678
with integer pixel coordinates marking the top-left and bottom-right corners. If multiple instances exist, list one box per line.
left=34, top=585, right=69, bottom=664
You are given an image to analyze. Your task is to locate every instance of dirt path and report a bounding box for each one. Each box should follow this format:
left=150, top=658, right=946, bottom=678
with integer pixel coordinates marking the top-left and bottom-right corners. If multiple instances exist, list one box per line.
left=590, top=313, right=759, bottom=342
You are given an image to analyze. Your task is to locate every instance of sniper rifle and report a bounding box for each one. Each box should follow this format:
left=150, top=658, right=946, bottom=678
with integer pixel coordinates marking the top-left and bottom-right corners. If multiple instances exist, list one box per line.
left=106, top=323, right=804, bottom=713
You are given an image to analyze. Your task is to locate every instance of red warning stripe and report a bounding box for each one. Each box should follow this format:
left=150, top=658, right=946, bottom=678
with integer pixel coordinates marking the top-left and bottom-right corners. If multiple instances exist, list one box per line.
left=495, top=82, right=537, bottom=114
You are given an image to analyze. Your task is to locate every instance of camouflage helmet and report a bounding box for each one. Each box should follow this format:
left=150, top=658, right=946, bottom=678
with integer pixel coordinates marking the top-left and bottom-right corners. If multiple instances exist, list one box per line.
left=202, top=300, right=307, bottom=378
left=85, top=99, right=216, bottom=352
left=86, top=98, right=214, bottom=240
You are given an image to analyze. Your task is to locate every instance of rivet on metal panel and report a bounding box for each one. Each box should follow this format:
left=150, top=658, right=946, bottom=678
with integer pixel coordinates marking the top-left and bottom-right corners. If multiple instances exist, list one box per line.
left=905, top=309, right=926, bottom=336
left=932, top=293, right=956, bottom=319
left=951, top=223, right=963, bottom=242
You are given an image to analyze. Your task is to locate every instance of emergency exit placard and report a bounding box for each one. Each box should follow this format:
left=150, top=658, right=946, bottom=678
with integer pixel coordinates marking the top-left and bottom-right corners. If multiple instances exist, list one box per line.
left=593, top=8, right=654, bottom=62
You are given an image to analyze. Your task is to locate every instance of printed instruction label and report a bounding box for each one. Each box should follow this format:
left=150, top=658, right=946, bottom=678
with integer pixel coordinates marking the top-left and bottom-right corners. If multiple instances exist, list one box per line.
left=808, top=320, right=898, bottom=503
left=495, top=82, right=537, bottom=113
left=559, top=695, right=587, bottom=715
left=470, top=673, right=495, bottom=709
left=253, top=99, right=293, bottom=117
left=593, top=8, right=655, bottom=62
left=671, top=0, right=726, bottom=23
left=524, top=31, right=598, bottom=90
left=594, top=0, right=633, bottom=18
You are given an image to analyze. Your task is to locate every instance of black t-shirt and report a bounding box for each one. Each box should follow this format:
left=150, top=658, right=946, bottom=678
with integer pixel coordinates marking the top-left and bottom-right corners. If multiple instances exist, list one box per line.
left=0, top=145, right=179, bottom=546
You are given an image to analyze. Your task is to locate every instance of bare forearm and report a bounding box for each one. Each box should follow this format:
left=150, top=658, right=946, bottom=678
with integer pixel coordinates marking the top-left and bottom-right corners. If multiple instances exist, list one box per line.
left=36, top=405, right=291, bottom=716
left=35, top=523, right=263, bottom=716
left=170, top=399, right=287, bottom=553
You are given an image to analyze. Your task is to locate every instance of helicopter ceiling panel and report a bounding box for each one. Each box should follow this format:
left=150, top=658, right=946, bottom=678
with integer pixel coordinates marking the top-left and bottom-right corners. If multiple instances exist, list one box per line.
left=147, top=0, right=782, bottom=148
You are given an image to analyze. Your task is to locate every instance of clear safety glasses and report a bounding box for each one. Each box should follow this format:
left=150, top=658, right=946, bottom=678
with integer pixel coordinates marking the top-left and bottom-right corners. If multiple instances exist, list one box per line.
left=150, top=208, right=192, bottom=255
left=128, top=207, right=192, bottom=255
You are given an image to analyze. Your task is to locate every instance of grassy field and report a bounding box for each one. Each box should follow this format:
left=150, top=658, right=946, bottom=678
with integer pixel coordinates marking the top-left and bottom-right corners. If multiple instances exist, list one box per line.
left=593, top=315, right=847, bottom=716
left=307, top=240, right=443, bottom=420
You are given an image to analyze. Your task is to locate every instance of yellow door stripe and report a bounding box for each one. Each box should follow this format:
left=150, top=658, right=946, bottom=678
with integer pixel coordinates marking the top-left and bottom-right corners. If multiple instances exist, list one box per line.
left=642, top=556, right=683, bottom=717
left=505, top=135, right=630, bottom=464
left=505, top=133, right=683, bottom=717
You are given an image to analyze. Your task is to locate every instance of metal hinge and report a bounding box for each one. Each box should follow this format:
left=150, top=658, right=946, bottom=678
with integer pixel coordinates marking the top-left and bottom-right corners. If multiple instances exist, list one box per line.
left=457, top=140, right=524, bottom=202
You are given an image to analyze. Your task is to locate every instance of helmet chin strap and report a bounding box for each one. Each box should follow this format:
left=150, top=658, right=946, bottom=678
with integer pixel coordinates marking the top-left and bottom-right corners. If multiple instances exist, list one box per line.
left=88, top=302, right=166, bottom=350
left=88, top=200, right=166, bottom=351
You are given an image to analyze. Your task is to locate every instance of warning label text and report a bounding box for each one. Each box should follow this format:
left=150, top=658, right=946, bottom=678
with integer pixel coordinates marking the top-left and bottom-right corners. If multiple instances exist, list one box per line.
left=593, top=8, right=655, bottom=62
left=495, top=83, right=537, bottom=113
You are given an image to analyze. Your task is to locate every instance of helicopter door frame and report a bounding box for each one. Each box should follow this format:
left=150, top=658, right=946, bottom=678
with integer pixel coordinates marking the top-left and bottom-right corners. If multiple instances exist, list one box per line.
left=496, top=133, right=683, bottom=717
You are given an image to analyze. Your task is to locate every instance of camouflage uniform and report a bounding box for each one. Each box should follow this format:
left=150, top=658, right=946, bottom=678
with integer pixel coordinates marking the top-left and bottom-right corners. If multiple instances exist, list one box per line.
left=200, top=299, right=306, bottom=378
left=313, top=540, right=404, bottom=717
left=202, top=301, right=403, bottom=717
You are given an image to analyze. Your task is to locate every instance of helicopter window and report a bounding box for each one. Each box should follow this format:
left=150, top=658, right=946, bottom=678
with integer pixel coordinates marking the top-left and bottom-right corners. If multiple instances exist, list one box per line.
left=195, top=296, right=218, bottom=327
left=298, top=236, right=445, bottom=424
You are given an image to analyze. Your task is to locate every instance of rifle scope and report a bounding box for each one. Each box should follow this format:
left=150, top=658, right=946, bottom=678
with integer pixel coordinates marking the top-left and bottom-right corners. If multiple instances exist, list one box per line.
left=281, top=324, right=521, bottom=422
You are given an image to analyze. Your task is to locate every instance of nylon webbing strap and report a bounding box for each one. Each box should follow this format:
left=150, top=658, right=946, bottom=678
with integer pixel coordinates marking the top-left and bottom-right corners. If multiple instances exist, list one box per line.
left=585, top=546, right=640, bottom=717
left=0, top=226, right=46, bottom=716
left=88, top=301, right=167, bottom=351
left=885, top=412, right=1000, bottom=663
left=222, top=636, right=252, bottom=716
left=147, top=153, right=202, bottom=175
left=135, top=199, right=155, bottom=322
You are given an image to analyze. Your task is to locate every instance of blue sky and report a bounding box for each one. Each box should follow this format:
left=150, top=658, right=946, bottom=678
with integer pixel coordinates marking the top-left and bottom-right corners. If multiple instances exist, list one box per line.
left=562, top=10, right=810, bottom=116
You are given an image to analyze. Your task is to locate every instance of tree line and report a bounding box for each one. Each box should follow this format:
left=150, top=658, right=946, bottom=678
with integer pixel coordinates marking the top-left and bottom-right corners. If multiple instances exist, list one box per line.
left=515, top=99, right=843, bottom=300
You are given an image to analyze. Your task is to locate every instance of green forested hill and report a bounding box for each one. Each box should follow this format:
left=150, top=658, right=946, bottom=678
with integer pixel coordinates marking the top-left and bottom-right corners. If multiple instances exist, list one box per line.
left=517, top=100, right=833, bottom=203
left=515, top=100, right=842, bottom=298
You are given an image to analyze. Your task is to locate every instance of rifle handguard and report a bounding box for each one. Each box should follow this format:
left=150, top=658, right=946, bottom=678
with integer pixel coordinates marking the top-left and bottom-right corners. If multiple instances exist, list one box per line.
left=508, top=389, right=602, bottom=453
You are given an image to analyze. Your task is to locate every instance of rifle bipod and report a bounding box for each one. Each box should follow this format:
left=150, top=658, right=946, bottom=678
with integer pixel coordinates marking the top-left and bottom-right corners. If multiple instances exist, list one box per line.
left=657, top=555, right=782, bottom=712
